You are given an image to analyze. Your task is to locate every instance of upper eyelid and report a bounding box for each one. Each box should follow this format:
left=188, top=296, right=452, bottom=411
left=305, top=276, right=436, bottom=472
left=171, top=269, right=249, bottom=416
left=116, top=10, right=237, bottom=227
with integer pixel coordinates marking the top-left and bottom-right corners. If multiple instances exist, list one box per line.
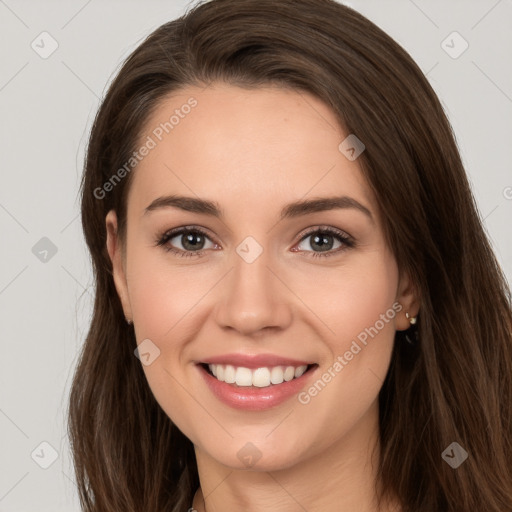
left=297, top=225, right=352, bottom=240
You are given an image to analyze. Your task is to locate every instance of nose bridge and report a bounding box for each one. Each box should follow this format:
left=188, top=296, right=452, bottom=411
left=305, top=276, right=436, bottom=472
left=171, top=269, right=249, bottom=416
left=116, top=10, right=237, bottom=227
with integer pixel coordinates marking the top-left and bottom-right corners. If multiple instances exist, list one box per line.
left=214, top=235, right=292, bottom=334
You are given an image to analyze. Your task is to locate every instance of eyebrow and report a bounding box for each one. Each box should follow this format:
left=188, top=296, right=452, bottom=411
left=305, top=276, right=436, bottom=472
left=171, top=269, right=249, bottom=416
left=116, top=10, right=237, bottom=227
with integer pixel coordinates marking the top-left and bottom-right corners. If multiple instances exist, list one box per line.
left=144, top=194, right=373, bottom=222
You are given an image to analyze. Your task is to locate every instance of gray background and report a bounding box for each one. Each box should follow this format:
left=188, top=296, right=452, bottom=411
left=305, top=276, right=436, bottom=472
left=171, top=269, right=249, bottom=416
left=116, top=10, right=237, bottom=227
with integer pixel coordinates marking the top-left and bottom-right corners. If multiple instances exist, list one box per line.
left=0, top=0, right=510, bottom=510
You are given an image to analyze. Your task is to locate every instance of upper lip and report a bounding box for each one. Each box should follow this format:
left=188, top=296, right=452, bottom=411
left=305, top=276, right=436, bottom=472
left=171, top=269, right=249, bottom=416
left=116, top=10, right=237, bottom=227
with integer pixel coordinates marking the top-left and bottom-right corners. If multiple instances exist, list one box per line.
left=199, top=353, right=314, bottom=369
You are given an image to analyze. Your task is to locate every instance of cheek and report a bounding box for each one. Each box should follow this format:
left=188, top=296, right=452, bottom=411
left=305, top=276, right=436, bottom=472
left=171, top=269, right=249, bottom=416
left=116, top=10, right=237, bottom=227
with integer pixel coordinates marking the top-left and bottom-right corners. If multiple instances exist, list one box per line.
left=290, top=252, right=399, bottom=417
left=125, top=247, right=204, bottom=427
left=127, top=245, right=209, bottom=339
left=294, top=254, right=399, bottom=433
left=125, top=245, right=217, bottom=417
left=336, top=265, right=398, bottom=346
left=290, top=251, right=399, bottom=355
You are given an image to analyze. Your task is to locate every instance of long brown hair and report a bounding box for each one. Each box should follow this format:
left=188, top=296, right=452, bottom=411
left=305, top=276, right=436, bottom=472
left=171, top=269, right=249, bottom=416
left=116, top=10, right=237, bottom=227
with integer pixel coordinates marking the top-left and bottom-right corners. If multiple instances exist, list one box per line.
left=68, top=0, right=512, bottom=510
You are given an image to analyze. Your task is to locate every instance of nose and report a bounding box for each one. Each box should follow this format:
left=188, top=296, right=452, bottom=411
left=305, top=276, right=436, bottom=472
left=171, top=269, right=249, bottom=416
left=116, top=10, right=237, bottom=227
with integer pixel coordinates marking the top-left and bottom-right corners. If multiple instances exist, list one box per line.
left=214, top=246, right=293, bottom=336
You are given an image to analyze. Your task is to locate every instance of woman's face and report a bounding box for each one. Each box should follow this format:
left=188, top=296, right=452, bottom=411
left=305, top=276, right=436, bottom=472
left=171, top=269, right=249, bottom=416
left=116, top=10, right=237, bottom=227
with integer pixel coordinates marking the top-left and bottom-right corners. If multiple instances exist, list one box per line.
left=107, top=83, right=416, bottom=471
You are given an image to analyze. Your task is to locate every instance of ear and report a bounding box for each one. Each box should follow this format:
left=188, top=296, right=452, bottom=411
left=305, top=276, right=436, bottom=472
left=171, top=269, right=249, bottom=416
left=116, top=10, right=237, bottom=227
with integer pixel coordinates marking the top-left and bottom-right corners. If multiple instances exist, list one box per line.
left=106, top=210, right=132, bottom=323
left=395, top=269, right=420, bottom=331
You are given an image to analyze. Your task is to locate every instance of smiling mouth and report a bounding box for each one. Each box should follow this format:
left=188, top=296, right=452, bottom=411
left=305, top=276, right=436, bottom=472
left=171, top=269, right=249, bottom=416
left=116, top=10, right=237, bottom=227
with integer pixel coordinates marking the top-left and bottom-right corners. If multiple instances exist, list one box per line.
left=199, top=363, right=318, bottom=388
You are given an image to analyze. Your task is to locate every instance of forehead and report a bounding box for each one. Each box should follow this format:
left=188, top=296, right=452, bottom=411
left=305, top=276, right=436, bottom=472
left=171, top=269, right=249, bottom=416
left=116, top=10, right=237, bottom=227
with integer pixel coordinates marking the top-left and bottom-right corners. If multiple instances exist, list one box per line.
left=128, top=83, right=374, bottom=218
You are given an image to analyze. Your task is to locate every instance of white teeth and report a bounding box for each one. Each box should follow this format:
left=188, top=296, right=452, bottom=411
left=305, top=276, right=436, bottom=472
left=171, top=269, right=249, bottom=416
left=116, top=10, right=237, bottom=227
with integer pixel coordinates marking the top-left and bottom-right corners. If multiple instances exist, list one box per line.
left=224, top=364, right=236, bottom=384
left=294, top=366, right=307, bottom=378
left=252, top=367, right=271, bottom=387
left=207, top=363, right=309, bottom=388
left=270, top=366, right=284, bottom=384
left=235, top=367, right=253, bottom=386
left=284, top=366, right=296, bottom=381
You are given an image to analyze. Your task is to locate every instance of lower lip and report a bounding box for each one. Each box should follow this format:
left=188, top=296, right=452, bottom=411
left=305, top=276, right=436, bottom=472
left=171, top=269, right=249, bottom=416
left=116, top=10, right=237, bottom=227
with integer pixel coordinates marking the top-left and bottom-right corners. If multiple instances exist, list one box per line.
left=197, top=364, right=317, bottom=411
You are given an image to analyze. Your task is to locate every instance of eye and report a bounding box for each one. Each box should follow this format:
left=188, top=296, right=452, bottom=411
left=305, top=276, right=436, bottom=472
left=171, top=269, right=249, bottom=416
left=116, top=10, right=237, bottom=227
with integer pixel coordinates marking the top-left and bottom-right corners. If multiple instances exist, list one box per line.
left=156, top=226, right=217, bottom=258
left=293, top=226, right=355, bottom=258
left=156, top=225, right=355, bottom=259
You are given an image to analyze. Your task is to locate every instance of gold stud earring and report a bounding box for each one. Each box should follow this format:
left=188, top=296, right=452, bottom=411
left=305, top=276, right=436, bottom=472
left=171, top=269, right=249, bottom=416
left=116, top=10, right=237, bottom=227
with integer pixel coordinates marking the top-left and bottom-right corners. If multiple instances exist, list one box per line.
left=405, top=312, right=417, bottom=325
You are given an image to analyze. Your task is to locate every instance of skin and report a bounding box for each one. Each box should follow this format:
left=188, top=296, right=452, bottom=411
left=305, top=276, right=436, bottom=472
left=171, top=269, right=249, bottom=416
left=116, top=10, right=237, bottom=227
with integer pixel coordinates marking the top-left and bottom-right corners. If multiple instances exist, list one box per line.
left=106, top=83, right=419, bottom=512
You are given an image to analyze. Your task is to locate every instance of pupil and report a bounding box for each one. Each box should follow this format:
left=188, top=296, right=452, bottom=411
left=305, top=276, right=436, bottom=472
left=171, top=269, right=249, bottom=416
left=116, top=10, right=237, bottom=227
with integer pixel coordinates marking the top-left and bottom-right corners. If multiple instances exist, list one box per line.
left=312, top=234, right=333, bottom=251
left=183, top=232, right=204, bottom=251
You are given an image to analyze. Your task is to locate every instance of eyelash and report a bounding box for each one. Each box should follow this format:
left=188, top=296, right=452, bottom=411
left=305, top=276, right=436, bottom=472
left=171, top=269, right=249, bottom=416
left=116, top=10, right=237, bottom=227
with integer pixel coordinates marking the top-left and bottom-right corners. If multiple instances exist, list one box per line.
left=155, top=225, right=355, bottom=259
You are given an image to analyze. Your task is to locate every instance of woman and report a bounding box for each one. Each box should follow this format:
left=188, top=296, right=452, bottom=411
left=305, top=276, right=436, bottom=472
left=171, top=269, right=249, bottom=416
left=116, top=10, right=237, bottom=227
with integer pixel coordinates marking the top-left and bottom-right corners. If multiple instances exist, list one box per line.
left=68, top=0, right=512, bottom=510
